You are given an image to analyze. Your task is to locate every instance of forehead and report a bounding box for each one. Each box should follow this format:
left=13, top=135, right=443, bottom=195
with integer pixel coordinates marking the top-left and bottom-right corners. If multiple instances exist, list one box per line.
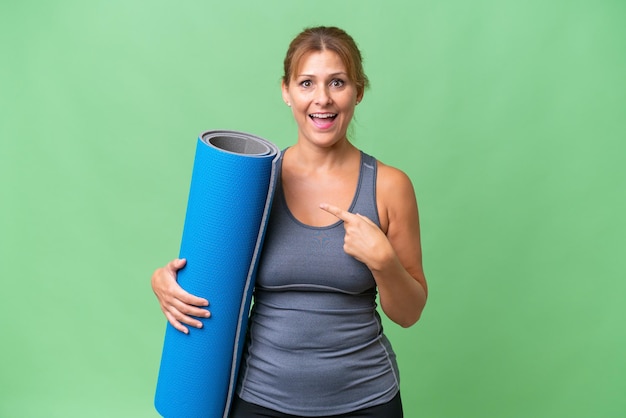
left=295, top=50, right=347, bottom=76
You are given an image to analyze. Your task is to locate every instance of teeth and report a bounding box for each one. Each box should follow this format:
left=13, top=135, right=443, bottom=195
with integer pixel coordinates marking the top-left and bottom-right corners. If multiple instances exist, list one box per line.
left=310, top=113, right=336, bottom=119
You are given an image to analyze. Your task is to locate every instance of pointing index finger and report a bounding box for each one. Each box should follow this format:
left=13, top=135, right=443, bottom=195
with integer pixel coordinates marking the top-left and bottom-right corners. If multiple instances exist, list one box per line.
left=319, top=203, right=352, bottom=221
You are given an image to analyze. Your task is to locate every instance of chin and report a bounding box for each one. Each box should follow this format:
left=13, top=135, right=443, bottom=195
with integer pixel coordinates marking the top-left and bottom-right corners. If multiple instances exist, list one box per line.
left=304, top=131, right=345, bottom=146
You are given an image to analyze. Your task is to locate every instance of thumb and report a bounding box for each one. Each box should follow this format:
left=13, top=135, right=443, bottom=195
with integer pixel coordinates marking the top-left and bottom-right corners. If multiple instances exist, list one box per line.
left=168, top=258, right=187, bottom=273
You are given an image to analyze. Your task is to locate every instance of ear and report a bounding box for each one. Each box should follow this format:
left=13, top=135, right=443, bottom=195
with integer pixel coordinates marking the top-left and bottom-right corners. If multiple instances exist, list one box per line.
left=281, top=80, right=291, bottom=106
left=356, top=88, right=364, bottom=105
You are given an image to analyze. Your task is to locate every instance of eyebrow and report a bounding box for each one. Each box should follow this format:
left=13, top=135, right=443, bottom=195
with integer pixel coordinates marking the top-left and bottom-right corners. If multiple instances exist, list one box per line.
left=296, top=72, right=348, bottom=78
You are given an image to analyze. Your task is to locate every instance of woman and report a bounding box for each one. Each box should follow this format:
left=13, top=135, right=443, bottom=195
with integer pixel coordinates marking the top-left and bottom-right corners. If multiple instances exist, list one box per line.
left=152, top=26, right=427, bottom=418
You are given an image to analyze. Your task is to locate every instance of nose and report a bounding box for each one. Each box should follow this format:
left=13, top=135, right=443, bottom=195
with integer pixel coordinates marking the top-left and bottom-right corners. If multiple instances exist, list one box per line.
left=314, top=85, right=332, bottom=106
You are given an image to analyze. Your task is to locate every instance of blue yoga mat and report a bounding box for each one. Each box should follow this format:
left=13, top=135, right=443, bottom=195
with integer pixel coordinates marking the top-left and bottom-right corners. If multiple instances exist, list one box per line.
left=155, top=130, right=281, bottom=418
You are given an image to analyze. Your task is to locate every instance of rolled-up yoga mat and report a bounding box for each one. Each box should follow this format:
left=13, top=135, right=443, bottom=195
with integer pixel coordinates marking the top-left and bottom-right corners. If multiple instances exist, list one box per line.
left=154, top=130, right=281, bottom=418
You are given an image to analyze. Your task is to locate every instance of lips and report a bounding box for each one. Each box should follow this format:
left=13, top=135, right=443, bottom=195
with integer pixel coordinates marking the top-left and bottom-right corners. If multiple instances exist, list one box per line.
left=309, top=113, right=337, bottom=129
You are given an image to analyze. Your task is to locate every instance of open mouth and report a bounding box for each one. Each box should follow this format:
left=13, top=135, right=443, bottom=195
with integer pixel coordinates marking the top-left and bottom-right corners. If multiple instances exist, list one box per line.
left=309, top=113, right=337, bottom=127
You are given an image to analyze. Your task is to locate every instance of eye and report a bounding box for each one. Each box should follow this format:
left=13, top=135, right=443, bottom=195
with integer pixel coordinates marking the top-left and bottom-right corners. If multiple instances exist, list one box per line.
left=330, top=79, right=345, bottom=88
left=300, top=80, right=312, bottom=88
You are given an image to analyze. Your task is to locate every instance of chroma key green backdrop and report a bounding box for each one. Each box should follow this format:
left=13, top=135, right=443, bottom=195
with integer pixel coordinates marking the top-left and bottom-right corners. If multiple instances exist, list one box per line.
left=1, top=1, right=624, bottom=417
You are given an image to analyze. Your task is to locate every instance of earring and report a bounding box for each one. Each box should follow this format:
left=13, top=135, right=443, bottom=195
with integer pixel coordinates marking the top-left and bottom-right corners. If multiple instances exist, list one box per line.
left=286, top=102, right=291, bottom=107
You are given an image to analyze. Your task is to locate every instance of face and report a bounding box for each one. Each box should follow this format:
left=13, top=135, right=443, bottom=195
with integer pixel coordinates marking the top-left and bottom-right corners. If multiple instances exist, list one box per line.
left=282, top=50, right=363, bottom=149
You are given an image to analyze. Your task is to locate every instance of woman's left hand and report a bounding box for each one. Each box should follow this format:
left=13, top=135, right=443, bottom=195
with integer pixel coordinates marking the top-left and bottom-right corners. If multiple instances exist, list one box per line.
left=319, top=203, right=394, bottom=271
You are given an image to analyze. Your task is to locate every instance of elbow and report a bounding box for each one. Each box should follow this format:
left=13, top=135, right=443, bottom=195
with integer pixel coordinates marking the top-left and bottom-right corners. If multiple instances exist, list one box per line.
left=381, top=295, right=427, bottom=328
left=398, top=311, right=422, bottom=328
left=398, top=320, right=415, bottom=329
left=398, top=291, right=427, bottom=328
left=380, top=278, right=427, bottom=328
left=390, top=306, right=423, bottom=328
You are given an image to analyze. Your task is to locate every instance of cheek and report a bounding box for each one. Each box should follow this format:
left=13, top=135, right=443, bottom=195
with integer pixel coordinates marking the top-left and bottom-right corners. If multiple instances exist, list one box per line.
left=292, top=97, right=312, bottom=112
left=339, top=98, right=357, bottom=115
left=292, top=101, right=307, bottom=114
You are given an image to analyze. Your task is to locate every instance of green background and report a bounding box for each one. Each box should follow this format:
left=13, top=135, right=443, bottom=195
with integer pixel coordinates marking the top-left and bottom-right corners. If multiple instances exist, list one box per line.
left=1, top=1, right=624, bottom=417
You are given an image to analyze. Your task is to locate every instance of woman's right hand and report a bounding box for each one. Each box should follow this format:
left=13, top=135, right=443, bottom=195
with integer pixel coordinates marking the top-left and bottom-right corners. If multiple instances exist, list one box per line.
left=151, top=258, right=210, bottom=334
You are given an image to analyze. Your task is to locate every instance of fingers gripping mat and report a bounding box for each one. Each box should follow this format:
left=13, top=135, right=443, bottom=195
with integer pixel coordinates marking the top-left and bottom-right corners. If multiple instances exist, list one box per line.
left=155, top=130, right=280, bottom=418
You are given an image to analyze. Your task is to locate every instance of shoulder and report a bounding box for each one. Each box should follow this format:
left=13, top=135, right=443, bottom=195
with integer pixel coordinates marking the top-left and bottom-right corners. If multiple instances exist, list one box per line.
left=374, top=160, right=418, bottom=234
left=376, top=160, right=415, bottom=194
left=359, top=151, right=414, bottom=193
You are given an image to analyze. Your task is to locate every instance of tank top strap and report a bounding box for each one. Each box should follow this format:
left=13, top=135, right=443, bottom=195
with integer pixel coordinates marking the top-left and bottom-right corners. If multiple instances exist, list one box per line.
left=352, top=151, right=380, bottom=228
left=274, top=149, right=380, bottom=228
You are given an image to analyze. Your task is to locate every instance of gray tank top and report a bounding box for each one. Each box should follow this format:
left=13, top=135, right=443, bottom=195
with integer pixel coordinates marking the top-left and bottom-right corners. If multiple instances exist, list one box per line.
left=236, top=151, right=400, bottom=416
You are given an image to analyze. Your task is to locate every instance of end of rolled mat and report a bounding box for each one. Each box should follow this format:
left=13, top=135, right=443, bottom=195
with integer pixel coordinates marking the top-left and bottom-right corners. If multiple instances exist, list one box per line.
left=200, top=130, right=277, bottom=157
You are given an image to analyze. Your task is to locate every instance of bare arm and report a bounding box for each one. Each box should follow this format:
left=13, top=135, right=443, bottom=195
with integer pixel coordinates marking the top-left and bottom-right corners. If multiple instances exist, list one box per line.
left=319, top=164, right=427, bottom=327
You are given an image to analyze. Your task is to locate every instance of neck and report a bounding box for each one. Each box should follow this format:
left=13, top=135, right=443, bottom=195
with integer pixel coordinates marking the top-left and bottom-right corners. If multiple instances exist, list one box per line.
left=287, top=139, right=359, bottom=172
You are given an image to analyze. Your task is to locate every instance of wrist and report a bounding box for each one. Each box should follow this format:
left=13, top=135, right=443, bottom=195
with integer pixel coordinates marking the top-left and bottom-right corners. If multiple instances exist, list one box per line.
left=368, top=242, right=397, bottom=274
